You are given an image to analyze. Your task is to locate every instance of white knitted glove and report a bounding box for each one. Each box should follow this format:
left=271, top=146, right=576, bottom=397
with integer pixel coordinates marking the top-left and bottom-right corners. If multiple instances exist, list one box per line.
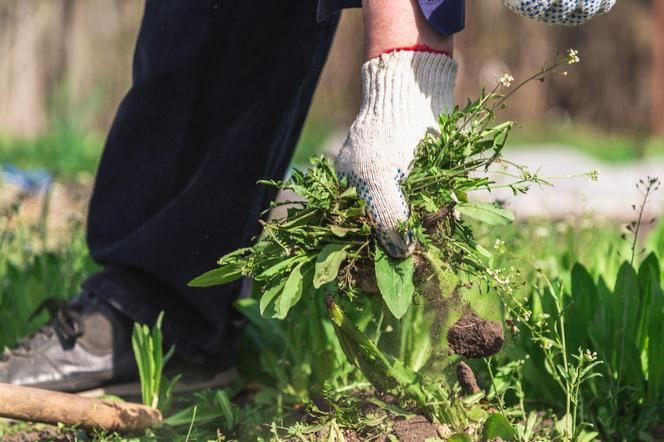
left=503, top=0, right=616, bottom=25
left=335, top=50, right=457, bottom=258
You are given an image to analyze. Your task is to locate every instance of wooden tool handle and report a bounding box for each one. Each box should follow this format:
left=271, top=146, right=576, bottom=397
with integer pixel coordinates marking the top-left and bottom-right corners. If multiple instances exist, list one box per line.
left=0, top=383, right=162, bottom=432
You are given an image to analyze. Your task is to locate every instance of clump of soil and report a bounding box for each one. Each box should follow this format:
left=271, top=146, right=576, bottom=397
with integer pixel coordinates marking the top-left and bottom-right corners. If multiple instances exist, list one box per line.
left=447, top=311, right=504, bottom=358
left=456, top=361, right=480, bottom=394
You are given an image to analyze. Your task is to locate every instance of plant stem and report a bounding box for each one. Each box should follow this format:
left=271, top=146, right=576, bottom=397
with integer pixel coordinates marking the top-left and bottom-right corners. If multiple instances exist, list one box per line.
left=184, top=405, right=197, bottom=442
left=484, top=357, right=505, bottom=414
left=630, top=182, right=652, bottom=266
left=493, top=60, right=565, bottom=112
left=556, top=298, right=573, bottom=440
left=334, top=382, right=371, bottom=394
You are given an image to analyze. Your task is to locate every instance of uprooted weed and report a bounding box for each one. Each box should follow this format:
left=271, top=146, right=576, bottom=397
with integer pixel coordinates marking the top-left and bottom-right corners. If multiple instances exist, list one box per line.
left=189, top=52, right=587, bottom=429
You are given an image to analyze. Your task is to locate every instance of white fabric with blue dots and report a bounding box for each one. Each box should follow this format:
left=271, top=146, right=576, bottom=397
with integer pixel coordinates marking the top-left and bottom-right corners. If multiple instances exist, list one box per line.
left=503, top=0, right=616, bottom=25
left=335, top=51, right=457, bottom=258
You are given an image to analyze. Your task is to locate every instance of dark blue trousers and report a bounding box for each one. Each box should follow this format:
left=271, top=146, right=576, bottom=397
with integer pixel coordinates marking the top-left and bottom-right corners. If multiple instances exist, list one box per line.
left=83, top=0, right=339, bottom=361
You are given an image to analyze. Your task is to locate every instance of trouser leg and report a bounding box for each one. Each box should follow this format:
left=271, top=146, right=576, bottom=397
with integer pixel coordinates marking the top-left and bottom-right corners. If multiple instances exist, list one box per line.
left=84, top=0, right=339, bottom=361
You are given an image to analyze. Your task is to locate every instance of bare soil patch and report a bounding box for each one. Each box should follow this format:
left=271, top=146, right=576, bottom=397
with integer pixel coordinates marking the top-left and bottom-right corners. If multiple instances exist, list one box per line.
left=392, top=415, right=440, bottom=442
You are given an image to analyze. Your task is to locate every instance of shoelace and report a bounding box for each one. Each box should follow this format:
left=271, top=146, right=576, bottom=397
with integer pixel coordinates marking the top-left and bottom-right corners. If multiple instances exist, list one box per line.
left=0, top=298, right=85, bottom=362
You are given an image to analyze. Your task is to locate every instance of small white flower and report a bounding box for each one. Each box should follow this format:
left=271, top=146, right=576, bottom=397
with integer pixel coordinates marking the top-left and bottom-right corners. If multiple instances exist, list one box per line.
left=499, top=73, right=515, bottom=88
left=566, top=49, right=580, bottom=65
left=584, top=169, right=600, bottom=182
left=584, top=349, right=598, bottom=362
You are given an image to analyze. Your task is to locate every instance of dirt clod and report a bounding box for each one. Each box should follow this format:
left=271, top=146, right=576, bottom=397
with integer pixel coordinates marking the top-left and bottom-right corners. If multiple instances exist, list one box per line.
left=456, top=361, right=481, bottom=394
left=447, top=311, right=504, bottom=358
left=392, top=415, right=440, bottom=442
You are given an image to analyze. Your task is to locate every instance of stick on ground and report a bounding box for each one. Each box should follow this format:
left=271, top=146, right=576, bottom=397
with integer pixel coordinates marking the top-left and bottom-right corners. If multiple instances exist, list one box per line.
left=0, top=383, right=162, bottom=433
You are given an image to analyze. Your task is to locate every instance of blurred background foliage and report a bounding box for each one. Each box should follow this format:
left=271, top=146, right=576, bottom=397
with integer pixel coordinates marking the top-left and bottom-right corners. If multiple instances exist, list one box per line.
left=0, top=0, right=662, bottom=173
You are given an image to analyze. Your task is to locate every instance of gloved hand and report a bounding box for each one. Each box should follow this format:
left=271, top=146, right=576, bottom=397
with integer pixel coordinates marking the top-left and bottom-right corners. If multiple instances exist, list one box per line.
left=503, top=0, right=616, bottom=25
left=335, top=50, right=457, bottom=258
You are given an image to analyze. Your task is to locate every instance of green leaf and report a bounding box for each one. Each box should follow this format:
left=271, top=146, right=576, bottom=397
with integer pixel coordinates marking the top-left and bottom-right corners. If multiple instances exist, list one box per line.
left=255, top=255, right=303, bottom=281
left=367, top=398, right=416, bottom=419
left=278, top=208, right=320, bottom=228
left=259, top=279, right=286, bottom=316
left=326, top=299, right=426, bottom=402
left=339, top=187, right=357, bottom=199
left=568, top=263, right=597, bottom=354
left=448, top=434, right=473, bottom=442
left=215, top=390, right=236, bottom=429
left=421, top=194, right=439, bottom=213
left=475, top=242, right=493, bottom=259
left=330, top=225, right=350, bottom=237
left=574, top=430, right=599, bottom=442
left=188, top=264, right=242, bottom=287
left=456, top=202, right=514, bottom=226
left=313, top=244, right=348, bottom=288
left=374, top=245, right=414, bottom=319
left=615, top=262, right=640, bottom=343
left=482, top=413, right=516, bottom=441
left=637, top=254, right=660, bottom=349
left=345, top=201, right=366, bottom=217
left=216, top=247, right=252, bottom=264
left=274, top=261, right=312, bottom=320
left=646, top=258, right=664, bottom=404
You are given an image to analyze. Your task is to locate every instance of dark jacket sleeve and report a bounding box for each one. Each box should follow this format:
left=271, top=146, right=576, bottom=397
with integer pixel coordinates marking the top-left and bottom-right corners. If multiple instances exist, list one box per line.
left=317, top=0, right=464, bottom=36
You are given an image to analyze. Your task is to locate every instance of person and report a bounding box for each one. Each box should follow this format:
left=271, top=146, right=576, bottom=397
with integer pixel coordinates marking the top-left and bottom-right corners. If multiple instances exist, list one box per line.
left=0, top=0, right=615, bottom=392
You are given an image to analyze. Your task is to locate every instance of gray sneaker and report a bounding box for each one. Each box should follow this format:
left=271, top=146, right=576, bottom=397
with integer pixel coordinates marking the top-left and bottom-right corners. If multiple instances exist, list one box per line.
left=0, top=295, right=137, bottom=392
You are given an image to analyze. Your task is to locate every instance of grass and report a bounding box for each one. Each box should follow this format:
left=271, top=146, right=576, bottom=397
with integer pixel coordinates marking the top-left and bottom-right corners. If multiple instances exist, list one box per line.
left=0, top=122, right=104, bottom=179
left=0, top=197, right=98, bottom=348
left=0, top=187, right=662, bottom=440
left=132, top=312, right=179, bottom=412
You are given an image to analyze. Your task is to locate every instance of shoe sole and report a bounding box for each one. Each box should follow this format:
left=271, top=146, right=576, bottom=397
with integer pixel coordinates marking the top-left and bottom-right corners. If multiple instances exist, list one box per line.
left=77, top=367, right=238, bottom=400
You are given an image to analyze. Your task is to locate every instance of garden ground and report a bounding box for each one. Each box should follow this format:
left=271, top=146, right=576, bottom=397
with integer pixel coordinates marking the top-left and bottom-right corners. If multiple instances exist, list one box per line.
left=0, top=123, right=663, bottom=441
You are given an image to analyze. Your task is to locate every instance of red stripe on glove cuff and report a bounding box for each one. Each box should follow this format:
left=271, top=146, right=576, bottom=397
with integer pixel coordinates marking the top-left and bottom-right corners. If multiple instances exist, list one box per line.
left=380, top=45, right=452, bottom=58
